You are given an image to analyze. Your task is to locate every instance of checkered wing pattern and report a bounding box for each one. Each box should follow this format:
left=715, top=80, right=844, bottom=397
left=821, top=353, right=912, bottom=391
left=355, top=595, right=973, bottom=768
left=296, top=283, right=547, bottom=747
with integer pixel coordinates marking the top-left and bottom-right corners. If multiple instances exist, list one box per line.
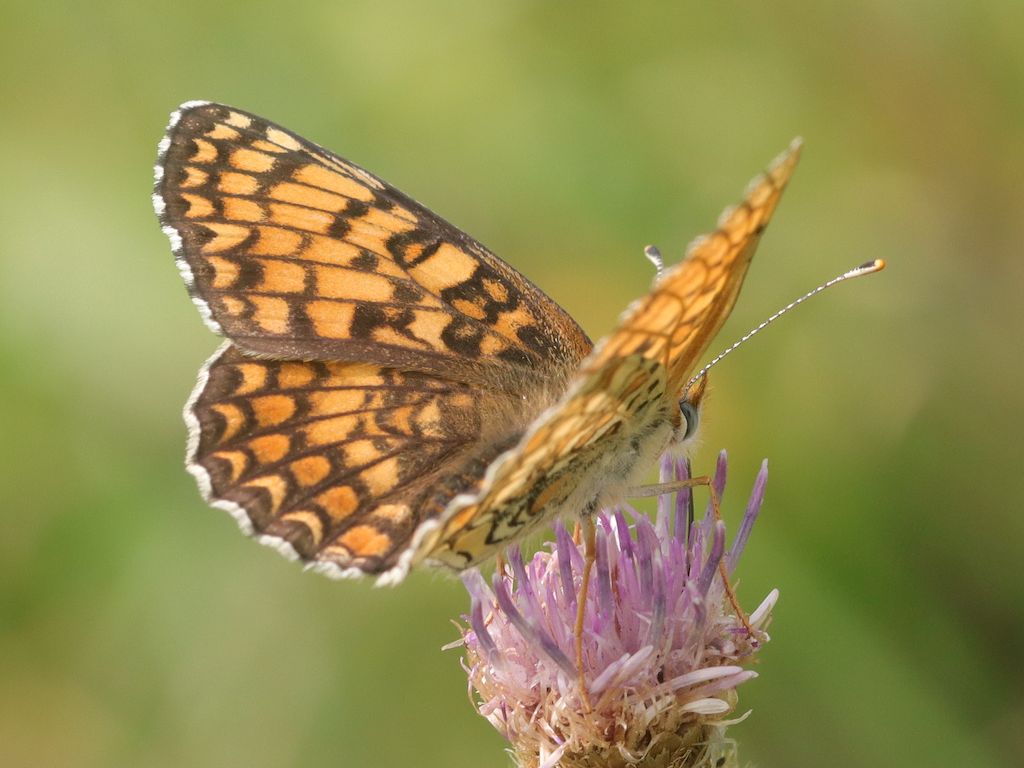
left=425, top=142, right=801, bottom=569
left=155, top=102, right=591, bottom=387
left=155, top=102, right=596, bottom=581
left=188, top=344, right=523, bottom=579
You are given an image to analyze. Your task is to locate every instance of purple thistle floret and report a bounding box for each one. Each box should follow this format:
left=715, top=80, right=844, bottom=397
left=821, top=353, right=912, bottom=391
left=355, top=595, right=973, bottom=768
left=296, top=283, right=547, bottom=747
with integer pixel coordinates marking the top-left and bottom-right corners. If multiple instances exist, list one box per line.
left=457, top=451, right=776, bottom=768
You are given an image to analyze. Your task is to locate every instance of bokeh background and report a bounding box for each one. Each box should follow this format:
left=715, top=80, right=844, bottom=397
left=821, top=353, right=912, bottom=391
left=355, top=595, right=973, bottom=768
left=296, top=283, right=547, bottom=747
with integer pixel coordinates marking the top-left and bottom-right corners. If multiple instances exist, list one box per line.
left=2, top=2, right=1022, bottom=767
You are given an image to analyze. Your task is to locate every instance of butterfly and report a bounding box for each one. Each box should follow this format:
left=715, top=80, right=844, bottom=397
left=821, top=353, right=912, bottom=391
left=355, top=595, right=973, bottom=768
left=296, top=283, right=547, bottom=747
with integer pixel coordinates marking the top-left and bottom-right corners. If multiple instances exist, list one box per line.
left=153, top=101, right=800, bottom=585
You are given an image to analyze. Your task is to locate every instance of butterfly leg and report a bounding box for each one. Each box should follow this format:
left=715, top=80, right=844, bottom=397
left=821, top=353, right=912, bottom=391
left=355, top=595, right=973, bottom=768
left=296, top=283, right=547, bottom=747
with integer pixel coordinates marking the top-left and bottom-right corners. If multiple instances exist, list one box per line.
left=574, top=514, right=597, bottom=712
left=628, top=477, right=759, bottom=645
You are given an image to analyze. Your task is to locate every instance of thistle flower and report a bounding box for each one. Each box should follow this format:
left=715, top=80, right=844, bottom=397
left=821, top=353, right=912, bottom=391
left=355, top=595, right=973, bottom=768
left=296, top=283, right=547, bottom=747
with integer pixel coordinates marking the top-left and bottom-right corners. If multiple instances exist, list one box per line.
left=456, top=451, right=775, bottom=768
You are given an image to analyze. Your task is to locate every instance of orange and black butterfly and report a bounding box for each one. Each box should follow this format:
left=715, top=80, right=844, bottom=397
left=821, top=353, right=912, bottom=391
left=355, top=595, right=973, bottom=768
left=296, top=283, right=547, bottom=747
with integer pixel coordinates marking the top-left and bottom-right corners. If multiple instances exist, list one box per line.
left=153, top=101, right=799, bottom=584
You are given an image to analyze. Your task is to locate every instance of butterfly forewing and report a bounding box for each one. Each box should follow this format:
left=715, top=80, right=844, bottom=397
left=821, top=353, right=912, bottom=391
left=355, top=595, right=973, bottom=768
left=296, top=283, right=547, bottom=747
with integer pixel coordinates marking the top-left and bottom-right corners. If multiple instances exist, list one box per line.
left=586, top=139, right=802, bottom=391
left=426, top=142, right=802, bottom=568
left=155, top=102, right=591, bottom=388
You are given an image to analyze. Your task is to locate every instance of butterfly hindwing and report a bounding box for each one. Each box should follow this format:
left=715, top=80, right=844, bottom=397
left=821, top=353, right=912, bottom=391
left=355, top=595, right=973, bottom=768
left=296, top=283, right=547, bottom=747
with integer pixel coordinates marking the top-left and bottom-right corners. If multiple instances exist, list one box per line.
left=155, top=102, right=591, bottom=388
left=188, top=342, right=526, bottom=579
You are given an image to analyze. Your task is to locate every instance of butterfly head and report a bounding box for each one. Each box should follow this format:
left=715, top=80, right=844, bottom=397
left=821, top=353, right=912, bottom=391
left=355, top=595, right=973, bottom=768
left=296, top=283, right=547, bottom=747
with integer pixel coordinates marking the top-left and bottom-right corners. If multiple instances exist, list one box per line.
left=673, top=374, right=708, bottom=450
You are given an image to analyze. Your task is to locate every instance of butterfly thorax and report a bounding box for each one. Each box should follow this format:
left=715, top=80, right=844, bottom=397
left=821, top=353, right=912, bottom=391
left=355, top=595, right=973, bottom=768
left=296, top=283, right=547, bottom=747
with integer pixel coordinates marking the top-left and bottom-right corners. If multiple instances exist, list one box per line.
left=420, top=354, right=679, bottom=570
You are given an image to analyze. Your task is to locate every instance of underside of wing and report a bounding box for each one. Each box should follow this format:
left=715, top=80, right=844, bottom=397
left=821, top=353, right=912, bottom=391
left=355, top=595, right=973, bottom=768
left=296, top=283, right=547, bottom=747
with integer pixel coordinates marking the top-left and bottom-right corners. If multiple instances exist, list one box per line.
left=424, top=353, right=669, bottom=570
left=425, top=141, right=803, bottom=567
left=154, top=102, right=591, bottom=388
left=586, top=139, right=802, bottom=391
left=187, top=342, right=521, bottom=582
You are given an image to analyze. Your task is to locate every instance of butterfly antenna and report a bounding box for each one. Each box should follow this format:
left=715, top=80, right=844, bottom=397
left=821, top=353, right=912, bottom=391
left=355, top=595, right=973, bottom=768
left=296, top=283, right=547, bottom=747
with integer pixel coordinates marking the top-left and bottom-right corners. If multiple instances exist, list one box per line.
left=644, top=245, right=666, bottom=279
left=684, top=258, right=886, bottom=394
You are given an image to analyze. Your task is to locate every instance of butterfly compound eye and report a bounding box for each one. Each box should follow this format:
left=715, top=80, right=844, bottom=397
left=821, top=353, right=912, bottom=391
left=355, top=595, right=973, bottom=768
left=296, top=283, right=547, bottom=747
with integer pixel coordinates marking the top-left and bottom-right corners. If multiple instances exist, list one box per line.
left=678, top=374, right=708, bottom=443
left=679, top=398, right=700, bottom=441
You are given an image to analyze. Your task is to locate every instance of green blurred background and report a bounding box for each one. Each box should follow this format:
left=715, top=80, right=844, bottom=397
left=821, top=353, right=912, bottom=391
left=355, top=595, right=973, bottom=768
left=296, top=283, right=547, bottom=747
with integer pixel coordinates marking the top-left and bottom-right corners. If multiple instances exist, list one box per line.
left=2, top=2, right=1022, bottom=766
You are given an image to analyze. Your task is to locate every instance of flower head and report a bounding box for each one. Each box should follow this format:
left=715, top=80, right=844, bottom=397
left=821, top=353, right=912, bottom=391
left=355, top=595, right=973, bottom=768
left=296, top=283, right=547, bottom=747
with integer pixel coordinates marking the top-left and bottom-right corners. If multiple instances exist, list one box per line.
left=456, top=451, right=775, bottom=768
